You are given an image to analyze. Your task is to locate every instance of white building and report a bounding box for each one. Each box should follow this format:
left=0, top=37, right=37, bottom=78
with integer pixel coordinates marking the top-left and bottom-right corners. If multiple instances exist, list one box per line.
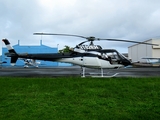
left=128, top=38, right=160, bottom=62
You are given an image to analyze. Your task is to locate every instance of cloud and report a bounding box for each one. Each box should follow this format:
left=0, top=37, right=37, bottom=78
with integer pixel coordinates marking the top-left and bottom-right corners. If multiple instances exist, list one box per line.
left=1, top=0, right=160, bottom=54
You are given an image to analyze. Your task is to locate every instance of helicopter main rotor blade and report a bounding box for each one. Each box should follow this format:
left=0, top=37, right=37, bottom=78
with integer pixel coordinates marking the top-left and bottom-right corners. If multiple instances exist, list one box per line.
left=98, top=38, right=159, bottom=46
left=33, top=33, right=159, bottom=46
left=34, top=33, right=98, bottom=41
left=34, top=33, right=87, bottom=39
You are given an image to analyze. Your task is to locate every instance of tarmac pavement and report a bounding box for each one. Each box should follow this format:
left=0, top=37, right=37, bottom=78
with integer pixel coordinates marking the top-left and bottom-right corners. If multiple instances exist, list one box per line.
left=0, top=66, right=160, bottom=77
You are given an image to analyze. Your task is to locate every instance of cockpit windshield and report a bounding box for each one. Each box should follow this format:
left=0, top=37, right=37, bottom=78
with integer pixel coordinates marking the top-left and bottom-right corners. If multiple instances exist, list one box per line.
left=98, top=49, right=129, bottom=65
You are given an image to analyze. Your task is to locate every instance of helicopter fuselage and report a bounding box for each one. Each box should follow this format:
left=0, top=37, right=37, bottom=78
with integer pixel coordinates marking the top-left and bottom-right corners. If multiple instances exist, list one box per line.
left=3, top=39, right=131, bottom=69
left=9, top=49, right=131, bottom=69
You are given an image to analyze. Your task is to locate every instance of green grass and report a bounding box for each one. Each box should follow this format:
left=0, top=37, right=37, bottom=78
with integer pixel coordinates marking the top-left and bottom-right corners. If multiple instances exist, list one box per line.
left=0, top=77, right=160, bottom=120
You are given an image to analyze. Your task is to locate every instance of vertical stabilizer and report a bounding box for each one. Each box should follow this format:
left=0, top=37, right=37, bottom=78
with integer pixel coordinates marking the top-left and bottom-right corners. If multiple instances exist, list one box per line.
left=2, top=39, right=18, bottom=66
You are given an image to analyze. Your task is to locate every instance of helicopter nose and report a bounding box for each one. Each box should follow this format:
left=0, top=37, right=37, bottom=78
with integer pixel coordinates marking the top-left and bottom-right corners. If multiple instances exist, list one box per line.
left=123, top=59, right=132, bottom=66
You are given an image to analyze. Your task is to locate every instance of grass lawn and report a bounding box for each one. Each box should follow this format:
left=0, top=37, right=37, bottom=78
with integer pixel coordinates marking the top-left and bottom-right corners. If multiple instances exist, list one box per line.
left=0, top=77, right=160, bottom=120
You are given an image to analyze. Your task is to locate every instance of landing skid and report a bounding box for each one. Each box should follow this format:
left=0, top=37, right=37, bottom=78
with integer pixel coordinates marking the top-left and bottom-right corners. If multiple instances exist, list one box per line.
left=91, top=73, right=119, bottom=78
left=81, top=67, right=119, bottom=78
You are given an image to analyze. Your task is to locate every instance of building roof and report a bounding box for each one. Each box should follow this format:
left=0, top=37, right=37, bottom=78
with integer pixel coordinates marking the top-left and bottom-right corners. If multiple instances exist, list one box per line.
left=128, top=38, right=160, bottom=48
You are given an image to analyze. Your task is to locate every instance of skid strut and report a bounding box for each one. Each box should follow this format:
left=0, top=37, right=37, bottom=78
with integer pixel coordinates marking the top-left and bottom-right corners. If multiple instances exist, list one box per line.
left=81, top=67, right=119, bottom=78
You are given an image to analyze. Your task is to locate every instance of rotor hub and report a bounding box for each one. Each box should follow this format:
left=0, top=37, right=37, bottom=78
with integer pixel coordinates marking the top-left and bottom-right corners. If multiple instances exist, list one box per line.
left=87, top=36, right=96, bottom=41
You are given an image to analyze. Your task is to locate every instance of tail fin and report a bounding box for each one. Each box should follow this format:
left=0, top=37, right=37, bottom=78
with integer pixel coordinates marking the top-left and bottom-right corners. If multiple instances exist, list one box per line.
left=2, top=39, right=18, bottom=66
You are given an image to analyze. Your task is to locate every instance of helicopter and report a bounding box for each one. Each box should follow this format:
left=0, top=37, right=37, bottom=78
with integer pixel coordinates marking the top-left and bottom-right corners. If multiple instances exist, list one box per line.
left=2, top=33, right=158, bottom=77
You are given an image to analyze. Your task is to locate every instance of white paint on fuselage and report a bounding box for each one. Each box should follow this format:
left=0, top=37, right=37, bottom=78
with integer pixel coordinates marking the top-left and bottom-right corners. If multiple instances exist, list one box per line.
left=57, top=57, right=124, bottom=69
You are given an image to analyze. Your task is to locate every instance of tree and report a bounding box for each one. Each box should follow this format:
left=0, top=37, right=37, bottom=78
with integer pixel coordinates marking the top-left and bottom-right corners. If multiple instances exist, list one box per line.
left=59, top=45, right=71, bottom=53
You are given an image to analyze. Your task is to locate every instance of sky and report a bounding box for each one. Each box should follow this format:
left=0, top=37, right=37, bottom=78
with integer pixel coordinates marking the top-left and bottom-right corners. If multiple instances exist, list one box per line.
left=1, top=0, right=160, bottom=54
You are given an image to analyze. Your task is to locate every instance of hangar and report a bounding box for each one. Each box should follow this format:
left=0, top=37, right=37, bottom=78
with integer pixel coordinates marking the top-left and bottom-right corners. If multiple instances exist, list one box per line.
left=1, top=40, right=71, bottom=67
left=128, top=38, right=160, bottom=63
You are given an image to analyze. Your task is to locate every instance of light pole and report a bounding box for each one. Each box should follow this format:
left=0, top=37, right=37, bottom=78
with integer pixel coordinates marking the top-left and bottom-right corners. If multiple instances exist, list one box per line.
left=57, top=44, right=59, bottom=52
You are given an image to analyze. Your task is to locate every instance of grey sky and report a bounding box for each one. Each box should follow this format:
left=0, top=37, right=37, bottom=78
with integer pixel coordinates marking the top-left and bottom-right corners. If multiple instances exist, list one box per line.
left=1, top=0, right=160, bottom=54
